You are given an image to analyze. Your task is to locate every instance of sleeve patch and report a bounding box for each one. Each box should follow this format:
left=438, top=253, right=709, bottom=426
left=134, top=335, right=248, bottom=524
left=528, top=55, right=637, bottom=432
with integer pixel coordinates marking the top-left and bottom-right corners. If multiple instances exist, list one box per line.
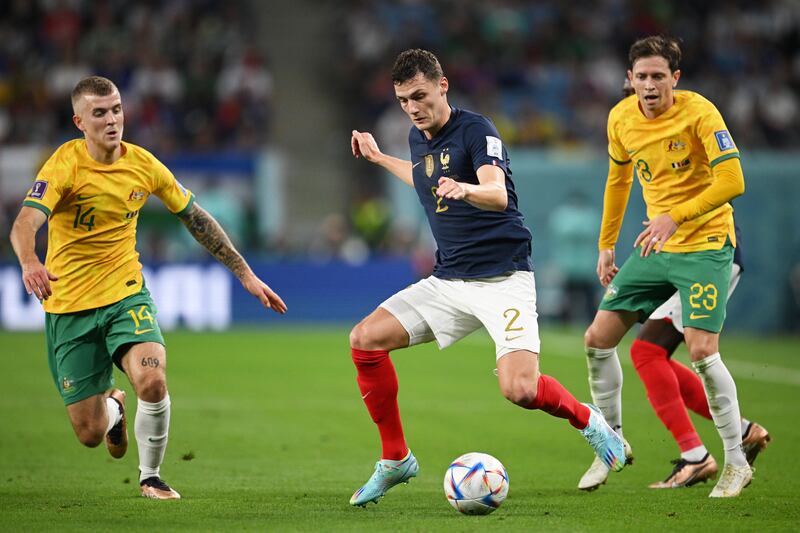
left=486, top=136, right=502, bottom=158
left=28, top=180, right=48, bottom=199
left=714, top=130, right=735, bottom=151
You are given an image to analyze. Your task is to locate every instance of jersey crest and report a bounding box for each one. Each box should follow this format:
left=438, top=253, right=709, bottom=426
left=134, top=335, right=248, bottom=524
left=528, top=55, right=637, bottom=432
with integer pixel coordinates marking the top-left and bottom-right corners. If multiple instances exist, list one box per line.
left=424, top=154, right=434, bottom=177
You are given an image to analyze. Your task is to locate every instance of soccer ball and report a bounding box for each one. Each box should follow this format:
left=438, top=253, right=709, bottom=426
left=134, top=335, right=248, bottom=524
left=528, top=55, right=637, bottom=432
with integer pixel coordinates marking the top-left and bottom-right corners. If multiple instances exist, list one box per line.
left=443, top=452, right=509, bottom=515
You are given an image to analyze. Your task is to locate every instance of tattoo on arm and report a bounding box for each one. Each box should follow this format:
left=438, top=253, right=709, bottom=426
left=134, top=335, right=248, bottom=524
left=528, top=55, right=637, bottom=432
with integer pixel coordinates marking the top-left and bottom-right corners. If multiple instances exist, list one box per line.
left=178, top=203, right=248, bottom=278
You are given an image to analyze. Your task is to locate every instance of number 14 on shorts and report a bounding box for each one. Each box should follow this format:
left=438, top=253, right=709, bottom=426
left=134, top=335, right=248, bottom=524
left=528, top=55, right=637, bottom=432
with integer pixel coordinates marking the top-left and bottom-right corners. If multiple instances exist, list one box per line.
left=128, top=305, right=155, bottom=335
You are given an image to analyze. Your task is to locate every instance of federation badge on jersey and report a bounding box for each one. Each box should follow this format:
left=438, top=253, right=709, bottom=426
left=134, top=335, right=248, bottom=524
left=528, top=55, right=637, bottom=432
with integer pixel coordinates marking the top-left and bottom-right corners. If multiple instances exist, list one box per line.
left=424, top=154, right=434, bottom=177
left=664, top=138, right=688, bottom=153
left=714, top=130, right=735, bottom=151
left=128, top=189, right=146, bottom=201
left=440, top=149, right=450, bottom=170
left=28, top=180, right=48, bottom=199
left=486, top=136, right=502, bottom=158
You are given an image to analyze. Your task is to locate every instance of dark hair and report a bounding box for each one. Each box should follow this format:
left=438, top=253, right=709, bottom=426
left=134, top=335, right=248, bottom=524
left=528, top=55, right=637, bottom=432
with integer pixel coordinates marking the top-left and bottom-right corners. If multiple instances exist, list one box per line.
left=628, top=36, right=681, bottom=72
left=622, top=78, right=635, bottom=98
left=391, top=49, right=443, bottom=84
left=71, top=76, right=118, bottom=107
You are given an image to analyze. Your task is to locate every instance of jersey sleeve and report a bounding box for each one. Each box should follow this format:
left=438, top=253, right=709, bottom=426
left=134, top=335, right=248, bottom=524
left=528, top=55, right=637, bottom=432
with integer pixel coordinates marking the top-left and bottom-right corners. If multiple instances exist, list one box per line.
left=150, top=156, right=194, bottom=215
left=606, top=109, right=630, bottom=165
left=598, top=157, right=634, bottom=249
left=464, top=119, right=510, bottom=175
left=695, top=100, right=739, bottom=168
left=22, top=146, right=72, bottom=217
left=668, top=156, right=744, bottom=224
left=597, top=108, right=634, bottom=249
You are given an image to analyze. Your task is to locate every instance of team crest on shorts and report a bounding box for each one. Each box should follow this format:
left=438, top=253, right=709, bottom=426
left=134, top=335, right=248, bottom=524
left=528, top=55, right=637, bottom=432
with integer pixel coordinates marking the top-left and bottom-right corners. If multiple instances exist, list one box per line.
left=61, top=376, right=74, bottom=392
left=603, top=283, right=619, bottom=300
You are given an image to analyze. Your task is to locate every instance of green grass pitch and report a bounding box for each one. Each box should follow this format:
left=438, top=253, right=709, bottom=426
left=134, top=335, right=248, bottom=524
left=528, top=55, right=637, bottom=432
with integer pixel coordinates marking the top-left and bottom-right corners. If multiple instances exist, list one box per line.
left=1, top=327, right=798, bottom=531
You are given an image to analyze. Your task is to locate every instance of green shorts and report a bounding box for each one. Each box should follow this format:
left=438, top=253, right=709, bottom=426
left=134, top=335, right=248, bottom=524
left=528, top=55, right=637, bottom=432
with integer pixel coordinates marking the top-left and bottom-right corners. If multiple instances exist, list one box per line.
left=45, top=285, right=165, bottom=405
left=598, top=244, right=734, bottom=333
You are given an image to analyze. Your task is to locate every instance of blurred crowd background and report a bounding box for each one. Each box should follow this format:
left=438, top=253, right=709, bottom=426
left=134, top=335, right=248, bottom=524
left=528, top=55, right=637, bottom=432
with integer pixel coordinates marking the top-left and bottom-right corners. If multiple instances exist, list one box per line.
left=0, top=0, right=798, bottom=328
left=341, top=0, right=799, bottom=150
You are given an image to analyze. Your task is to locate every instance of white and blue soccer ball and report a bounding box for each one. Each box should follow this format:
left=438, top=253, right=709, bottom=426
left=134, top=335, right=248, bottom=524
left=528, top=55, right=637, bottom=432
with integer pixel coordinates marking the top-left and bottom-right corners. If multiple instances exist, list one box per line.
left=443, top=452, right=509, bottom=515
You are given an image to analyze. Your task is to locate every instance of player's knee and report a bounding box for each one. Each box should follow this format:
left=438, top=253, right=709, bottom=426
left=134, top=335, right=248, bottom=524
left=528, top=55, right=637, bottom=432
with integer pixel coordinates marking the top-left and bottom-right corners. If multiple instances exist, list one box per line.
left=349, top=320, right=383, bottom=351
left=501, top=378, right=537, bottom=407
left=74, top=421, right=105, bottom=448
left=688, top=342, right=716, bottom=362
left=583, top=325, right=603, bottom=350
left=136, top=373, right=167, bottom=403
left=349, top=322, right=367, bottom=349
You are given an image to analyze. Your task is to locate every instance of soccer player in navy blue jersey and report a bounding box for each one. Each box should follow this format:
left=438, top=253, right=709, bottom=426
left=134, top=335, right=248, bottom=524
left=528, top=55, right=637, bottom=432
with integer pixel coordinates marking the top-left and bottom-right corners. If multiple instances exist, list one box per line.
left=346, top=49, right=627, bottom=507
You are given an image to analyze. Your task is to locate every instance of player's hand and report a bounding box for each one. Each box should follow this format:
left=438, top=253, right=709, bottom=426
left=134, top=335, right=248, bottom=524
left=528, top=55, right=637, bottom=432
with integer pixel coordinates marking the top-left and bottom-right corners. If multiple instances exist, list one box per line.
left=351, top=130, right=384, bottom=163
left=634, top=213, right=678, bottom=257
left=596, top=249, right=618, bottom=288
left=21, top=260, right=59, bottom=301
left=436, top=177, right=467, bottom=200
left=241, top=271, right=287, bottom=314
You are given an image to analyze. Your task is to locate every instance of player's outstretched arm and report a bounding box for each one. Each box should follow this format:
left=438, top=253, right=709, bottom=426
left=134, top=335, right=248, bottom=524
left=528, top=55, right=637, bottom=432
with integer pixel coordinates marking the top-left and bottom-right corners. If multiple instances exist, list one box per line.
left=351, top=130, right=413, bottom=187
left=436, top=164, right=507, bottom=211
left=9, top=206, right=59, bottom=300
left=177, top=202, right=287, bottom=314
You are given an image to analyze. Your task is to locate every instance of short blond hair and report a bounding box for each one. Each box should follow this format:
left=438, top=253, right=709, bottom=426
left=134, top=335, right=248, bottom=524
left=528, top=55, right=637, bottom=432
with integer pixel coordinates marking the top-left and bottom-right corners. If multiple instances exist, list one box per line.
left=71, top=76, right=118, bottom=108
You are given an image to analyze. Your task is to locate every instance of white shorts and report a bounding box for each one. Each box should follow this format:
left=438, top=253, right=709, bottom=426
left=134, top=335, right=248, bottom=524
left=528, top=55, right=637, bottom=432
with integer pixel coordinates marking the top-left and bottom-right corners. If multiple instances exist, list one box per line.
left=380, top=271, right=541, bottom=360
left=649, top=263, right=742, bottom=333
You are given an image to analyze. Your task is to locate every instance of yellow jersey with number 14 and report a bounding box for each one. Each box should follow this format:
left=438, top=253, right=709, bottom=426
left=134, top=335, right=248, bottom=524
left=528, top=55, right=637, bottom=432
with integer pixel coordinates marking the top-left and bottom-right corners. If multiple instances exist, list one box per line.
left=605, top=90, right=739, bottom=253
left=22, top=139, right=194, bottom=314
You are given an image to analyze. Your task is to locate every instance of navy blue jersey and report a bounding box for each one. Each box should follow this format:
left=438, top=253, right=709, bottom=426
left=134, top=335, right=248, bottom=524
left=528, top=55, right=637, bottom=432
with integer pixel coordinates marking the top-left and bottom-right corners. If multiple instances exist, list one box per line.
left=408, top=107, right=532, bottom=278
left=733, top=220, right=743, bottom=271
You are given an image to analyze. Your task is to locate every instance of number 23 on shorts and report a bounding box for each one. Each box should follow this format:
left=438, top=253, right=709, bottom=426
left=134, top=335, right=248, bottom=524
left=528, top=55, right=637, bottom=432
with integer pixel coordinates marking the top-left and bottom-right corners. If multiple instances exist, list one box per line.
left=688, top=282, right=717, bottom=319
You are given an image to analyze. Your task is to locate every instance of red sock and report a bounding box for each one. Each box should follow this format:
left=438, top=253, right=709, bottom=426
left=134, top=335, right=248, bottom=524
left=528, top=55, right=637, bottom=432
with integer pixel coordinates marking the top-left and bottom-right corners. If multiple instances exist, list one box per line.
left=526, top=375, right=590, bottom=429
left=669, top=359, right=712, bottom=420
left=631, top=339, right=702, bottom=451
left=351, top=348, right=407, bottom=460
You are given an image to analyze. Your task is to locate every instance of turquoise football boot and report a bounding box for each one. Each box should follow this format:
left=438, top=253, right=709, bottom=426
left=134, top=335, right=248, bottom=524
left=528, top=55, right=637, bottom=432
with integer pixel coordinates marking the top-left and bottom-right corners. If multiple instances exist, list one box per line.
left=580, top=404, right=626, bottom=472
left=350, top=450, right=419, bottom=506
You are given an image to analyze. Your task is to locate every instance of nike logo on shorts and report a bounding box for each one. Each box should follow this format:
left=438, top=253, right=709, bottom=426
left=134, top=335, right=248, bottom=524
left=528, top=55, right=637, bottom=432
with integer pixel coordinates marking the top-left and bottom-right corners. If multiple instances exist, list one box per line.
left=689, top=312, right=710, bottom=320
left=505, top=334, right=524, bottom=342
left=135, top=328, right=155, bottom=335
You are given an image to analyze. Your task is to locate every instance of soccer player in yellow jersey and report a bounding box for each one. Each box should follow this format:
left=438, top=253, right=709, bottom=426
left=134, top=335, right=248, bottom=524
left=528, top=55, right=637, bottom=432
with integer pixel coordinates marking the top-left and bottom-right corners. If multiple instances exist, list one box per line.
left=578, top=36, right=751, bottom=498
left=579, top=78, right=769, bottom=494
left=9, top=76, right=287, bottom=500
